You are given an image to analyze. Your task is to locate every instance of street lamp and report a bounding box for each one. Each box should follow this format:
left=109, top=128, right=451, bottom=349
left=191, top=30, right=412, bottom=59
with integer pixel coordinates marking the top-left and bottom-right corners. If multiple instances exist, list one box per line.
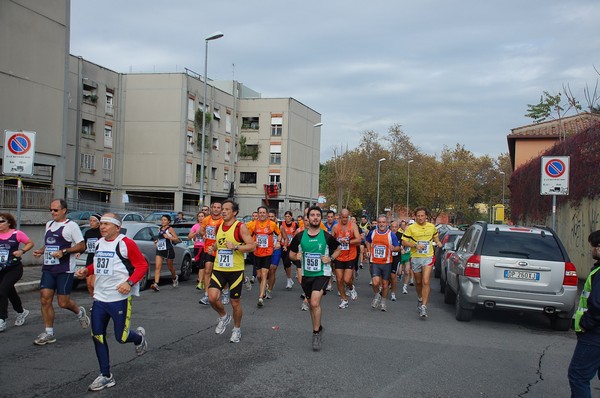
left=376, top=158, right=386, bottom=216
left=309, top=122, right=323, bottom=206
left=499, top=171, right=506, bottom=206
left=199, top=31, right=224, bottom=208
left=406, top=159, right=414, bottom=219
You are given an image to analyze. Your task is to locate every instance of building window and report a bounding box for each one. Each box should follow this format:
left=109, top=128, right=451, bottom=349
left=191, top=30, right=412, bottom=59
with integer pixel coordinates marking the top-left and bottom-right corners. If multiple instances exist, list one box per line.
left=104, top=124, right=113, bottom=148
left=269, top=144, right=281, bottom=165
left=271, top=114, right=283, bottom=136
left=83, top=83, right=97, bottom=104
left=82, top=119, right=95, bottom=136
left=196, top=164, right=202, bottom=182
left=240, top=172, right=257, bottom=184
left=106, top=93, right=114, bottom=115
left=103, top=156, right=113, bottom=170
left=186, top=130, right=194, bottom=153
left=226, top=111, right=232, bottom=134
left=81, top=153, right=95, bottom=170
left=269, top=174, right=281, bottom=186
left=185, top=162, right=192, bottom=185
left=187, top=97, right=195, bottom=121
left=224, top=141, right=231, bottom=162
left=211, top=167, right=217, bottom=180
left=242, top=116, right=259, bottom=130
left=212, top=137, right=219, bottom=150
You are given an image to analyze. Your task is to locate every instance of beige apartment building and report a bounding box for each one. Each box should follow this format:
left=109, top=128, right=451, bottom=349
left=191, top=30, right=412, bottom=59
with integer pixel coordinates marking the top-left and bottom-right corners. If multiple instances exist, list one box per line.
left=1, top=0, right=321, bottom=219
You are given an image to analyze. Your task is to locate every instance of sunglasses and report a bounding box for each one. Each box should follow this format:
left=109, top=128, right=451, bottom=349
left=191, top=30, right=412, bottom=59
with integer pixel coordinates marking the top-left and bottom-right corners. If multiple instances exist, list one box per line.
left=49, top=208, right=62, bottom=212
left=0, top=219, right=7, bottom=223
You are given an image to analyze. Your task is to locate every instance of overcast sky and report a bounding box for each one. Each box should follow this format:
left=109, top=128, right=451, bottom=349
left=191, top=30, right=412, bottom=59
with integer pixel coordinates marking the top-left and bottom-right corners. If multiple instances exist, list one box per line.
left=70, top=0, right=600, bottom=161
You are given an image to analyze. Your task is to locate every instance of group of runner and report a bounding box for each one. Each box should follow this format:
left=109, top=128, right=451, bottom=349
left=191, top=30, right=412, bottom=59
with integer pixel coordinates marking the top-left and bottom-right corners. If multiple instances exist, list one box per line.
left=187, top=202, right=441, bottom=351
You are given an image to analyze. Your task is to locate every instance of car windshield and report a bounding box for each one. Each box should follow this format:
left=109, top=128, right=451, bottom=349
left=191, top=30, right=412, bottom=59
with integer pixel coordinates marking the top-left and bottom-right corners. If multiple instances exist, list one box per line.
left=481, top=231, right=565, bottom=261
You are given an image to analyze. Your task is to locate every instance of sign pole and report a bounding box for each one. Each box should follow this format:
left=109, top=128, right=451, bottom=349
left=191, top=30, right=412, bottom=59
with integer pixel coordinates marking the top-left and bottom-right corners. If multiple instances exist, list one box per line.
left=16, top=176, right=22, bottom=229
left=552, top=195, right=556, bottom=231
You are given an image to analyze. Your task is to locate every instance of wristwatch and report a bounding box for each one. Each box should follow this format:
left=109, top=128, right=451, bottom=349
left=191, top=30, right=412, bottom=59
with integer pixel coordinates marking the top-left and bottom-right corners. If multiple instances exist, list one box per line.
left=127, top=280, right=134, bottom=287
left=234, top=245, right=239, bottom=250
left=62, top=249, right=68, bottom=256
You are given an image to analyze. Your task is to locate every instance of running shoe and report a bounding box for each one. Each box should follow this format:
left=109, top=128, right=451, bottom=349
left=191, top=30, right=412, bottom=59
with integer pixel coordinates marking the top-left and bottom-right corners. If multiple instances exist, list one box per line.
left=221, top=289, right=230, bottom=305
left=301, top=301, right=309, bottom=311
left=417, top=299, right=423, bottom=311
left=151, top=282, right=160, bottom=292
left=257, top=298, right=264, bottom=307
left=338, top=300, right=349, bottom=309
left=409, top=278, right=415, bottom=286
left=402, top=284, right=408, bottom=294
left=14, top=308, right=29, bottom=326
left=265, top=290, right=272, bottom=299
left=326, top=283, right=333, bottom=291
left=34, top=332, right=56, bottom=345
left=380, top=302, right=387, bottom=312
left=349, top=287, right=358, bottom=301
left=196, top=281, right=204, bottom=290
left=312, top=327, right=323, bottom=351
left=199, top=295, right=210, bottom=305
left=172, top=275, right=179, bottom=288
left=250, top=276, right=255, bottom=284
left=88, top=374, right=116, bottom=391
left=78, top=306, right=90, bottom=328
left=215, top=314, right=231, bottom=335
left=0, top=319, right=6, bottom=332
left=419, top=305, right=428, bottom=318
left=391, top=293, right=397, bottom=302
left=286, top=279, right=294, bottom=289
left=244, top=276, right=253, bottom=291
left=135, top=327, right=147, bottom=356
left=332, top=274, right=337, bottom=283
left=230, top=327, right=241, bottom=343
left=371, top=294, right=381, bottom=309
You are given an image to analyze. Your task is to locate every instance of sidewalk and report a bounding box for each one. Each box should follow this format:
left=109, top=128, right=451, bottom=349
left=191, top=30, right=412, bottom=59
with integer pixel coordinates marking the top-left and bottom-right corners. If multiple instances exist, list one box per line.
left=15, top=264, right=42, bottom=294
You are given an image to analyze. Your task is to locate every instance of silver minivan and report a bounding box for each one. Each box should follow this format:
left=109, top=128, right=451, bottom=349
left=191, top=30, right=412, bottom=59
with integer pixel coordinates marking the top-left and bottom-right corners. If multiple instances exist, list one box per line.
left=444, top=222, right=578, bottom=330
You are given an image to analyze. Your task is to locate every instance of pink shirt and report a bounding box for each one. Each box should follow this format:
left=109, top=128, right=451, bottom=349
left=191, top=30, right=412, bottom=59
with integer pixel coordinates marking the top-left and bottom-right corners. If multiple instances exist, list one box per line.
left=0, top=229, right=30, bottom=243
left=190, top=224, right=205, bottom=248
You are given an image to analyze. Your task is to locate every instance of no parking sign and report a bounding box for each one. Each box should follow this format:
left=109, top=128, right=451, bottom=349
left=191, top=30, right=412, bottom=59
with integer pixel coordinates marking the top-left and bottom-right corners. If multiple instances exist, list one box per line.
left=3, top=130, right=36, bottom=176
left=540, top=156, right=569, bottom=195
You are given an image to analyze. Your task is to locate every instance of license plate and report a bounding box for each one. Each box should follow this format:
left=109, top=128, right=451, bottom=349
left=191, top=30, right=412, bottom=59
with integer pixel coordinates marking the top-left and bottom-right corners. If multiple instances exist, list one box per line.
left=504, top=270, right=540, bottom=280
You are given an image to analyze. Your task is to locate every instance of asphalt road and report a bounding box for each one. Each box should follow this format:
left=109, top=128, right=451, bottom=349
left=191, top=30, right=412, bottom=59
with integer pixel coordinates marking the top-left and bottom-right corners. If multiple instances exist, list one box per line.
left=1, top=266, right=598, bottom=398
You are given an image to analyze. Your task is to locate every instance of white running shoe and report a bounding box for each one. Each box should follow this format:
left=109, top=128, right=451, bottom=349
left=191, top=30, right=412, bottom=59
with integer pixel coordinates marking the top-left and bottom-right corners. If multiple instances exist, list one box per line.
left=417, top=299, right=423, bottom=311
left=244, top=276, right=253, bottom=291
left=338, top=300, right=349, bottom=309
left=221, top=289, right=230, bottom=305
left=349, top=287, right=358, bottom=301
left=34, top=331, right=56, bottom=345
left=88, top=374, right=116, bottom=391
left=380, top=302, right=387, bottom=312
left=265, top=290, right=272, bottom=299
left=301, top=301, right=309, bottom=311
left=0, top=319, right=6, bottom=332
left=230, top=327, right=241, bottom=343
left=286, top=279, right=294, bottom=289
left=78, top=306, right=90, bottom=328
left=419, top=305, right=428, bottom=318
left=215, top=314, right=231, bottom=335
left=326, top=283, right=333, bottom=291
left=371, top=294, right=381, bottom=309
left=15, top=308, right=29, bottom=326
left=391, top=293, right=397, bottom=302
left=135, top=327, right=147, bottom=356
left=402, top=284, right=408, bottom=294
left=257, top=298, right=264, bottom=307
left=172, top=275, right=179, bottom=288
left=199, top=295, right=210, bottom=305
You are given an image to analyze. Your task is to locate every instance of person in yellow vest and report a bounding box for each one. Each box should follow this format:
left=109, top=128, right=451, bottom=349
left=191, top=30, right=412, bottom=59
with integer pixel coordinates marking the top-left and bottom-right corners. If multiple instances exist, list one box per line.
left=207, top=200, right=256, bottom=343
left=568, top=230, right=600, bottom=397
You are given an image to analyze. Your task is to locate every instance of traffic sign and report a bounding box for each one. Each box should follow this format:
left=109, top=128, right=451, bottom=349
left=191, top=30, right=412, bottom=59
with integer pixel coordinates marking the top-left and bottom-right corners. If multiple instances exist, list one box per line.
left=3, top=130, right=36, bottom=176
left=540, top=156, right=569, bottom=195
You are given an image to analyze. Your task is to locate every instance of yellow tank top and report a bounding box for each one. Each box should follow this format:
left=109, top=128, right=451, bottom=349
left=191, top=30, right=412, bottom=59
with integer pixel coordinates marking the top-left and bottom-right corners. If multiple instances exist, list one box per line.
left=214, top=220, right=245, bottom=272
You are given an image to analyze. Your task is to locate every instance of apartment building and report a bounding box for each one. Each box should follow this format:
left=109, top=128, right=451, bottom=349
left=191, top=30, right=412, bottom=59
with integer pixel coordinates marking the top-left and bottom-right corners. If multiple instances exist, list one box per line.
left=1, top=1, right=321, bottom=218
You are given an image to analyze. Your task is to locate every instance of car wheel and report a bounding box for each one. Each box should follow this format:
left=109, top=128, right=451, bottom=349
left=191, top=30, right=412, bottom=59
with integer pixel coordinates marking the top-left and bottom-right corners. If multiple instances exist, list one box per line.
left=550, top=315, right=572, bottom=331
left=179, top=256, right=192, bottom=281
left=455, top=288, right=473, bottom=321
left=443, top=279, right=456, bottom=304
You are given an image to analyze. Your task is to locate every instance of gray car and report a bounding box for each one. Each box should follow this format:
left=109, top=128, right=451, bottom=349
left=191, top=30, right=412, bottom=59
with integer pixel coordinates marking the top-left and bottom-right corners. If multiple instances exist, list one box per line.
left=76, top=222, right=193, bottom=290
left=443, top=222, right=578, bottom=330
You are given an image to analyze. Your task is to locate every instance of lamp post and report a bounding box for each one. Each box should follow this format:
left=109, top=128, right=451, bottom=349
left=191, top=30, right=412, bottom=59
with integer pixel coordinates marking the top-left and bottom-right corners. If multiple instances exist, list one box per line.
left=499, top=171, right=506, bottom=206
left=309, top=122, right=323, bottom=206
left=376, top=158, right=386, bottom=216
left=199, top=31, right=224, bottom=208
left=406, top=159, right=414, bottom=219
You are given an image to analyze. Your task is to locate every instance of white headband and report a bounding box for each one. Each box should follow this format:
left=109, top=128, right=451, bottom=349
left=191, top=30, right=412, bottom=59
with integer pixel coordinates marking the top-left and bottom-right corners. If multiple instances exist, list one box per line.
left=100, top=216, right=121, bottom=226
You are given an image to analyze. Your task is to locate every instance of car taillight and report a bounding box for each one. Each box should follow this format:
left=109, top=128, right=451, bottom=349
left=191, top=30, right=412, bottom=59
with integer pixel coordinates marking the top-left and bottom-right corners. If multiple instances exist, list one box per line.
left=563, top=262, right=578, bottom=286
left=464, top=254, right=480, bottom=278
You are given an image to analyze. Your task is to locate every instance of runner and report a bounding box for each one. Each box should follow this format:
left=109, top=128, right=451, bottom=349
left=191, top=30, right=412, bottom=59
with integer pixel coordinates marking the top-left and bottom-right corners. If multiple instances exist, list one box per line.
left=399, top=220, right=413, bottom=294
left=247, top=211, right=258, bottom=284
left=198, top=202, right=223, bottom=305
left=280, top=211, right=299, bottom=290
left=324, top=210, right=338, bottom=291
left=288, top=205, right=341, bottom=351
left=246, top=206, right=281, bottom=307
left=187, top=211, right=205, bottom=290
left=365, top=215, right=400, bottom=312
left=331, top=208, right=361, bottom=308
left=32, top=198, right=89, bottom=345
left=267, top=210, right=287, bottom=299
left=389, top=221, right=404, bottom=301
left=358, top=215, right=370, bottom=270
left=78, top=213, right=102, bottom=298
left=150, top=215, right=180, bottom=291
left=74, top=213, right=148, bottom=391
left=401, top=207, right=442, bottom=318
left=207, top=200, right=256, bottom=343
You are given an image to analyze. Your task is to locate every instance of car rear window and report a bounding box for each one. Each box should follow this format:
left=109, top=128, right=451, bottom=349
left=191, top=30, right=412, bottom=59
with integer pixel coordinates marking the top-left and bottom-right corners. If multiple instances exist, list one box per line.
left=480, top=231, right=565, bottom=261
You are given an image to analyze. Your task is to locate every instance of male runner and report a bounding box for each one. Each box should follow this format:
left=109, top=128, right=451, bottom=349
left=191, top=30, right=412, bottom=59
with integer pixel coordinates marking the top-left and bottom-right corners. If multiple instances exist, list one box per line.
left=280, top=211, right=300, bottom=289
left=331, top=209, right=361, bottom=308
left=288, top=206, right=341, bottom=351
left=266, top=210, right=287, bottom=298
left=198, top=202, right=223, bottom=306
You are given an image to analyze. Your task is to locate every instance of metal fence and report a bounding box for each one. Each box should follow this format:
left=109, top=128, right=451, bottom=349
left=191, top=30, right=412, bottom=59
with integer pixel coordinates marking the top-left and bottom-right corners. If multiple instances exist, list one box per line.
left=0, top=186, right=53, bottom=210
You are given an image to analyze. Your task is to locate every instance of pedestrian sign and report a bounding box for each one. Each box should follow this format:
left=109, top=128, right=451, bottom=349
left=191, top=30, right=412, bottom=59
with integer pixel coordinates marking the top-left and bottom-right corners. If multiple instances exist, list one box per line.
left=540, top=156, right=569, bottom=195
left=3, top=130, right=36, bottom=176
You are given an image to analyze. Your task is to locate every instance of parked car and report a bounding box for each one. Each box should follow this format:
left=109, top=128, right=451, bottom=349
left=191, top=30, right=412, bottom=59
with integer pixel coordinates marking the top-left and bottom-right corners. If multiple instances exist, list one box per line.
left=439, top=232, right=464, bottom=294
left=75, top=222, right=193, bottom=290
left=443, top=222, right=578, bottom=330
left=144, top=212, right=179, bottom=224
left=115, top=211, right=145, bottom=222
left=434, top=228, right=463, bottom=278
left=66, top=210, right=97, bottom=225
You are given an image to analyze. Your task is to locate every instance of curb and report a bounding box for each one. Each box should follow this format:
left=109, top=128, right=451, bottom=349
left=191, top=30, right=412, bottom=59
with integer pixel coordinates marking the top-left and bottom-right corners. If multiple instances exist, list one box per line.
left=15, top=281, right=39, bottom=294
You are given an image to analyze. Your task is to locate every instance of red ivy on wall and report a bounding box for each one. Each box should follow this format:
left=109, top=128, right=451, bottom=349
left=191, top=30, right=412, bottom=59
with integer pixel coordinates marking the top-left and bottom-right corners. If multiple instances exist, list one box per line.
left=511, top=122, right=600, bottom=223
